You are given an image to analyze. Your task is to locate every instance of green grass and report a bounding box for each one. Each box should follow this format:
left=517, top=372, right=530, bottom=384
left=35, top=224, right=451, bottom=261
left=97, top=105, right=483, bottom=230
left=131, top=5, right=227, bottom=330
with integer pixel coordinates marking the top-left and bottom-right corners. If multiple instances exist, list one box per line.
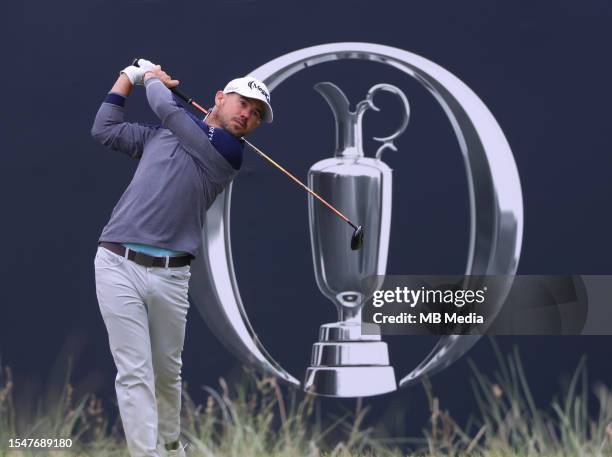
left=1, top=342, right=611, bottom=457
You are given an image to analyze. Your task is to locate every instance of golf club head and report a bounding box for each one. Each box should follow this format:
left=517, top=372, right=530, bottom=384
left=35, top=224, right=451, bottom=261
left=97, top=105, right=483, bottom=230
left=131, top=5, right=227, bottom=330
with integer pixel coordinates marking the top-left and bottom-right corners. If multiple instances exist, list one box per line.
left=351, top=225, right=364, bottom=251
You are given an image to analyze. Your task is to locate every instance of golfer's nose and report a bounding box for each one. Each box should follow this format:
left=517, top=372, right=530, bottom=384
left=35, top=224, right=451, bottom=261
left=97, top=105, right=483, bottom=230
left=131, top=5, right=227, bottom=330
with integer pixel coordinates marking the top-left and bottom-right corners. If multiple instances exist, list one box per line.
left=240, top=106, right=257, bottom=122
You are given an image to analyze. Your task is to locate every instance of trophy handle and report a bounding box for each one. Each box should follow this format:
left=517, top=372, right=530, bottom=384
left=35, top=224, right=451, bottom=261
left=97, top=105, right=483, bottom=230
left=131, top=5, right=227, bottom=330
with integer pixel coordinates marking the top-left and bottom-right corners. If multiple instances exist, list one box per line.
left=359, top=84, right=411, bottom=160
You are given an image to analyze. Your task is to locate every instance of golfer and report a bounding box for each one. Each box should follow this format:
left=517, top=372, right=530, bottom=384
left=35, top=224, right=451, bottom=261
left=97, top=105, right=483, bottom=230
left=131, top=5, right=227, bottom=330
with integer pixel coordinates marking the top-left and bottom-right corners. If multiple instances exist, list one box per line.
left=91, top=58, right=272, bottom=457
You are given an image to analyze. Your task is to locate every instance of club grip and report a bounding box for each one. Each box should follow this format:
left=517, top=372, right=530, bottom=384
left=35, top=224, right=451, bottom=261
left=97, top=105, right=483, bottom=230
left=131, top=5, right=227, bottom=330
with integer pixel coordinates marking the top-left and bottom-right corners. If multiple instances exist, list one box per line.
left=170, top=87, right=191, bottom=104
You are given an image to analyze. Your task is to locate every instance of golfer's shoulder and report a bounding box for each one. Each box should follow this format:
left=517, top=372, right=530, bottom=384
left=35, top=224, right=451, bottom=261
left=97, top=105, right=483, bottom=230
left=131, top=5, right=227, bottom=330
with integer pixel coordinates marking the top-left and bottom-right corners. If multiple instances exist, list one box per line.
left=205, top=126, right=243, bottom=170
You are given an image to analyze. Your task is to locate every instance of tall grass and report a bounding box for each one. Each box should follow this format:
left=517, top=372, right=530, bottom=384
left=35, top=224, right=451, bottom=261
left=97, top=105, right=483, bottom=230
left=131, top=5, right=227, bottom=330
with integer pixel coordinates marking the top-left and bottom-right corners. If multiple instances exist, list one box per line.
left=466, top=342, right=612, bottom=456
left=1, top=343, right=611, bottom=457
left=179, top=370, right=391, bottom=457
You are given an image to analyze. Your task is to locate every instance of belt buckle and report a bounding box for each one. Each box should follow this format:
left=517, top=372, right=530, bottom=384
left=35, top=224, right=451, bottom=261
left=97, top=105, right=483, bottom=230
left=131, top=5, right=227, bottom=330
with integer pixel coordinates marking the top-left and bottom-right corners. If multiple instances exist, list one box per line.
left=133, top=251, right=155, bottom=267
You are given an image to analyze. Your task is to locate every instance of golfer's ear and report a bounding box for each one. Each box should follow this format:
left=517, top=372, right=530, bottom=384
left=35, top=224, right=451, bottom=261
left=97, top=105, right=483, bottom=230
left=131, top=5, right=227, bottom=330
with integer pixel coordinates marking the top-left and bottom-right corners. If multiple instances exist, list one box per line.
left=214, top=91, right=225, bottom=106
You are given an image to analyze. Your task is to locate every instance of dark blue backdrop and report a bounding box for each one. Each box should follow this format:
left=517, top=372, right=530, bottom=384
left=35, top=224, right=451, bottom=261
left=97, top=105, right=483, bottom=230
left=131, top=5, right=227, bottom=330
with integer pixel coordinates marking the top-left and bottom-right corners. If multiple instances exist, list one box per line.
left=2, top=0, right=611, bottom=434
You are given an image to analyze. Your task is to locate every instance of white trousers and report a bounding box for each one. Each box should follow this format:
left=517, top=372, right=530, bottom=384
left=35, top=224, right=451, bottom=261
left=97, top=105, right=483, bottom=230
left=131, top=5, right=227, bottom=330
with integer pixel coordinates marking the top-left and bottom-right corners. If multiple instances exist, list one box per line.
left=94, top=246, right=191, bottom=457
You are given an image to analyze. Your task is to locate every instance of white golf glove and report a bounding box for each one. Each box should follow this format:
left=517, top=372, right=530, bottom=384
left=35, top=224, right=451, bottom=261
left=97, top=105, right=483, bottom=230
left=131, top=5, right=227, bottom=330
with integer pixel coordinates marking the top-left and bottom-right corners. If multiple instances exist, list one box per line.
left=120, top=65, right=145, bottom=86
left=120, top=59, right=158, bottom=86
left=136, top=58, right=157, bottom=73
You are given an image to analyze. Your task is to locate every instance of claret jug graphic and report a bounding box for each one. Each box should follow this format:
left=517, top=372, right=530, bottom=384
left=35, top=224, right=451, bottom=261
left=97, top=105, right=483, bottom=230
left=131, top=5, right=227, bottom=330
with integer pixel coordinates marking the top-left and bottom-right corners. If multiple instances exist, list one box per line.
left=305, top=82, right=410, bottom=396
left=188, top=42, right=524, bottom=398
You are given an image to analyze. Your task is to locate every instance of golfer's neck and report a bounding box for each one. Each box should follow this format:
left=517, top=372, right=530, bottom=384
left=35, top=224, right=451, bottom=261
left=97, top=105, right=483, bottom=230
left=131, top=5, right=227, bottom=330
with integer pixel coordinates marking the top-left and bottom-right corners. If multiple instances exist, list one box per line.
left=204, top=112, right=222, bottom=129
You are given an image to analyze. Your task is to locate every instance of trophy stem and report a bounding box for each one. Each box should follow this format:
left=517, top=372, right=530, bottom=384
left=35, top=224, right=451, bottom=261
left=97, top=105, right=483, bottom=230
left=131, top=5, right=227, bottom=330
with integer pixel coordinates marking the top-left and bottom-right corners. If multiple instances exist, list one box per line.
left=335, top=291, right=364, bottom=323
left=338, top=307, right=361, bottom=324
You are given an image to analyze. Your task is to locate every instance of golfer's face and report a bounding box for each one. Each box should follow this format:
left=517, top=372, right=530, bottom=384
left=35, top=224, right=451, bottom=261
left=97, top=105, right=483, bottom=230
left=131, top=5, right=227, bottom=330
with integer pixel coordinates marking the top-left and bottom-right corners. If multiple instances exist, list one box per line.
left=218, top=93, right=264, bottom=137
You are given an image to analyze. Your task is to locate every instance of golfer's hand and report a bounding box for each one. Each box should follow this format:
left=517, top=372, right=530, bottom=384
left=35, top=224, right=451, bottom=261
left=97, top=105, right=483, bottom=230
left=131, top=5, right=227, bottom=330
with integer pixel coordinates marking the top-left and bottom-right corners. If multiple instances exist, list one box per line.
left=143, top=65, right=180, bottom=89
left=136, top=58, right=156, bottom=72
left=120, top=65, right=145, bottom=86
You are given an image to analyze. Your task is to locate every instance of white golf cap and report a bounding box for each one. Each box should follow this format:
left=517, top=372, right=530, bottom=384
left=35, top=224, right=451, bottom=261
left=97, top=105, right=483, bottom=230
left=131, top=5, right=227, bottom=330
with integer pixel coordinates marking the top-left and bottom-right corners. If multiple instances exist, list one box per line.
left=223, top=76, right=273, bottom=123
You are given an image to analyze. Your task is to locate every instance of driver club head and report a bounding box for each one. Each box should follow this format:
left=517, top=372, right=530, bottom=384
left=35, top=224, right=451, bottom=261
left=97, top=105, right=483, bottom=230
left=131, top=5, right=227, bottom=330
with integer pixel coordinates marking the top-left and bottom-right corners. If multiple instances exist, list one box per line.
left=351, top=226, right=364, bottom=251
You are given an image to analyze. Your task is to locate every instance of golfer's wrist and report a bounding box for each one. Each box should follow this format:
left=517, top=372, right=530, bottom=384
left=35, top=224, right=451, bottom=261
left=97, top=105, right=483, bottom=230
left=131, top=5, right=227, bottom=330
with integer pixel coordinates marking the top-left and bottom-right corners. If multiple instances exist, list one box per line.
left=110, top=73, right=132, bottom=97
left=143, top=71, right=156, bottom=82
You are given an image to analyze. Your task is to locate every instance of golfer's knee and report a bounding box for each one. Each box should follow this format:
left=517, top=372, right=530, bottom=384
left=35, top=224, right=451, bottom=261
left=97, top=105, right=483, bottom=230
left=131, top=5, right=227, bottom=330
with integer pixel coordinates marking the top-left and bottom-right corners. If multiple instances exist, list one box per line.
left=116, top=370, right=154, bottom=390
left=153, top=354, right=183, bottom=384
left=115, top=355, right=154, bottom=384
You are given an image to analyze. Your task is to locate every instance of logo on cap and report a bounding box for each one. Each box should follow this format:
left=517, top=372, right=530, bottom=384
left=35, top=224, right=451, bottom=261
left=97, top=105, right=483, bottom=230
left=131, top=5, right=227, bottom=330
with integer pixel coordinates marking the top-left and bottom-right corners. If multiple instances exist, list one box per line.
left=248, top=80, right=270, bottom=103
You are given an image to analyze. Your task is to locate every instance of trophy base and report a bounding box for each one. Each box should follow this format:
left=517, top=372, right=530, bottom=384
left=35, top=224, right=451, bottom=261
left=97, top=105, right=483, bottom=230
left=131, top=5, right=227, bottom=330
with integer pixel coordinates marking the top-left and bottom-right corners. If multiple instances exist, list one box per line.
left=320, top=322, right=381, bottom=341
left=311, top=341, right=390, bottom=365
left=304, top=321, right=396, bottom=397
left=304, top=366, right=396, bottom=397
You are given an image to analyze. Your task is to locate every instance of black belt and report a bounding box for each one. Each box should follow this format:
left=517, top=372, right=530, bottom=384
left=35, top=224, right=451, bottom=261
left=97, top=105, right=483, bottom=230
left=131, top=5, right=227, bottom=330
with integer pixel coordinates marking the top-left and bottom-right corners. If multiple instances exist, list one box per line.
left=99, top=242, right=192, bottom=268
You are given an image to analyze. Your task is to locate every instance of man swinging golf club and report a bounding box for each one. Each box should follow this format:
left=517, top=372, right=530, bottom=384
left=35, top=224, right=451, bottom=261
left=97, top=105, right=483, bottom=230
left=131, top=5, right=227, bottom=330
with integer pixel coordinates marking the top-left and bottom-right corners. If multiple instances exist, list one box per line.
left=91, top=58, right=272, bottom=457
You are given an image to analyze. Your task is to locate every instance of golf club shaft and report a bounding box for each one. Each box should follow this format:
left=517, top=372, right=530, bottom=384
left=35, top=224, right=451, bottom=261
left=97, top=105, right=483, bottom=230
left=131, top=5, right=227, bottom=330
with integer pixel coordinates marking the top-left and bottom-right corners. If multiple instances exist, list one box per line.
left=169, top=87, right=358, bottom=231
left=242, top=137, right=356, bottom=229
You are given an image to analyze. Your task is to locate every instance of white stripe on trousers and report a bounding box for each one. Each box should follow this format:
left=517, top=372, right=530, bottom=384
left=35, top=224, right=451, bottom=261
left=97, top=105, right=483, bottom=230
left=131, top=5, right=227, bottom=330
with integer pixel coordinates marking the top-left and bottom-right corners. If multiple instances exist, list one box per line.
left=94, top=246, right=190, bottom=457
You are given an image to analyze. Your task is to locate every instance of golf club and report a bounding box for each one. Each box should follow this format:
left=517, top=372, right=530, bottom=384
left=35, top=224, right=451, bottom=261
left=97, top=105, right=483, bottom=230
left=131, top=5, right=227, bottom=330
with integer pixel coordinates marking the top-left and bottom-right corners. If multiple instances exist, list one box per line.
left=132, top=59, right=364, bottom=250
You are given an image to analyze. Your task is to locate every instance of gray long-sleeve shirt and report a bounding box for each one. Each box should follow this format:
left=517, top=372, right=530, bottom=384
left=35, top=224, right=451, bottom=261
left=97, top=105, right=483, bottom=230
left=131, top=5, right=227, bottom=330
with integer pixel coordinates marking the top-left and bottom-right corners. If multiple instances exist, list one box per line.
left=91, top=77, right=240, bottom=258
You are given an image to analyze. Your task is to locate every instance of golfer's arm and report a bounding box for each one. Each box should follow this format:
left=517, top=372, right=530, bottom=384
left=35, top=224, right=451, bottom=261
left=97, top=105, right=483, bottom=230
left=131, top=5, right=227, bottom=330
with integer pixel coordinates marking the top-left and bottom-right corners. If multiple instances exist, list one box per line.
left=109, top=73, right=133, bottom=97
left=144, top=77, right=216, bottom=160
left=90, top=75, right=152, bottom=159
